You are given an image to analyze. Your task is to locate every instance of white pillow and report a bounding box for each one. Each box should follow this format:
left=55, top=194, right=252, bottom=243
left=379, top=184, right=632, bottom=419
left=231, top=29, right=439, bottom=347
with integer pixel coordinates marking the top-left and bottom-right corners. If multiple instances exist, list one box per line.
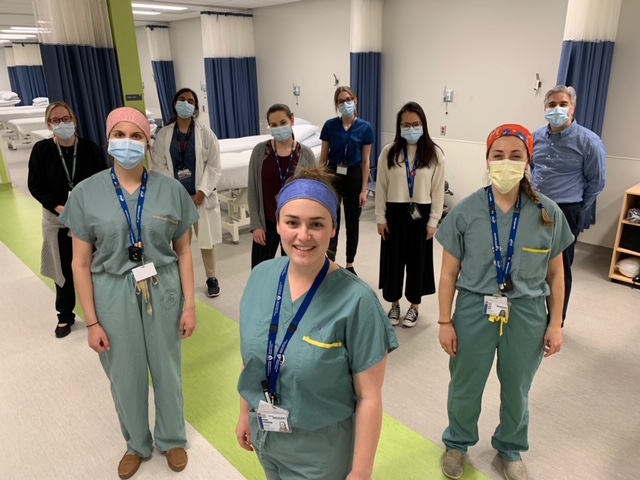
left=292, top=124, right=318, bottom=142
left=294, top=117, right=311, bottom=125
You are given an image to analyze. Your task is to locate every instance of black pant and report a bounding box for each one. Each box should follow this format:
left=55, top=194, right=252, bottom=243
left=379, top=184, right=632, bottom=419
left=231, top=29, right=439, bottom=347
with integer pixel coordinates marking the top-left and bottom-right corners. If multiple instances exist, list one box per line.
left=558, top=203, right=581, bottom=323
left=327, top=166, right=362, bottom=264
left=56, top=228, right=76, bottom=324
left=251, top=220, right=285, bottom=269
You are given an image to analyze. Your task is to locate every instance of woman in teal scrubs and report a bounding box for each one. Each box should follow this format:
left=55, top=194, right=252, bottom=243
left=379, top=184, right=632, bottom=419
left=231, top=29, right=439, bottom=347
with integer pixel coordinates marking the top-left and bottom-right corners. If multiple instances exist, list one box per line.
left=436, top=124, right=574, bottom=480
left=61, top=107, right=199, bottom=480
left=235, top=166, right=398, bottom=480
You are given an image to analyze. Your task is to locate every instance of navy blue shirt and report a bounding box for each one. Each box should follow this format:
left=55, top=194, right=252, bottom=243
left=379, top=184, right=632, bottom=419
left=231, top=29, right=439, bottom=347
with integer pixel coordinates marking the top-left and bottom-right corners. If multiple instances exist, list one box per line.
left=170, top=124, right=197, bottom=195
left=320, top=117, right=374, bottom=167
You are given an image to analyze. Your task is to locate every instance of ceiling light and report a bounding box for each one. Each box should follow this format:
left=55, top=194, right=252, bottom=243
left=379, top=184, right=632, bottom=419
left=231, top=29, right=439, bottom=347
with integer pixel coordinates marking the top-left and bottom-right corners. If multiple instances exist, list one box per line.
left=0, top=34, right=37, bottom=39
left=9, top=27, right=42, bottom=32
left=131, top=3, right=187, bottom=11
left=132, top=10, right=162, bottom=15
left=1, top=29, right=41, bottom=34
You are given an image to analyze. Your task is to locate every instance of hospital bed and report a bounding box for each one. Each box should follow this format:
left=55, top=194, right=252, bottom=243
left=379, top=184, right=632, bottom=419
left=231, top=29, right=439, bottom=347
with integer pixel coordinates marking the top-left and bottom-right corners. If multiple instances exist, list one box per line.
left=5, top=117, right=46, bottom=149
left=0, top=106, right=48, bottom=138
left=216, top=123, right=321, bottom=243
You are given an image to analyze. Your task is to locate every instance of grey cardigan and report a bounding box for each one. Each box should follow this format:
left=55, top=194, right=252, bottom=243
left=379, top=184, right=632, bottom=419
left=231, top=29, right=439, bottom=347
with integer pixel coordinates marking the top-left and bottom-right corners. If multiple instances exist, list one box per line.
left=248, top=139, right=317, bottom=232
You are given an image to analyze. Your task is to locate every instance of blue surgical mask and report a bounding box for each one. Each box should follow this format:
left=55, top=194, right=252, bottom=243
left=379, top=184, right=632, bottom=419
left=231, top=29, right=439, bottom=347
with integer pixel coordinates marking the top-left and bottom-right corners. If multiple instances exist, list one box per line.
left=401, top=126, right=423, bottom=144
left=545, top=106, right=570, bottom=128
left=338, top=101, right=356, bottom=117
left=175, top=100, right=195, bottom=119
left=53, top=122, right=76, bottom=140
left=108, top=138, right=146, bottom=169
left=270, top=125, right=292, bottom=142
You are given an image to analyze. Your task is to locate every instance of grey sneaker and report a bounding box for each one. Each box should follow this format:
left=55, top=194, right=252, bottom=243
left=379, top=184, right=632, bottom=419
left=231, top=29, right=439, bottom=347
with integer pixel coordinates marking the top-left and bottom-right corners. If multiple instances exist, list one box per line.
left=402, top=307, right=419, bottom=327
left=504, top=459, right=528, bottom=480
left=388, top=305, right=401, bottom=326
left=206, top=277, right=220, bottom=297
left=442, top=450, right=464, bottom=479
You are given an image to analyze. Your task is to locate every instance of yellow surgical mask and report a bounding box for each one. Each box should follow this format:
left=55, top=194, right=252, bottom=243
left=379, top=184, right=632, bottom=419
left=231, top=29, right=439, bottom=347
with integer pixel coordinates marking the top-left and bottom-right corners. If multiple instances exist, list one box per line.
left=488, top=160, right=526, bottom=194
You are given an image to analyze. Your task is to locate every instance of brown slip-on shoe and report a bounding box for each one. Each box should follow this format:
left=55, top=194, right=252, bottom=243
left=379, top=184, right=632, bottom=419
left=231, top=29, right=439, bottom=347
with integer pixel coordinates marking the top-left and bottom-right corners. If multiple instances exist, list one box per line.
left=118, top=453, right=143, bottom=480
left=164, top=447, right=188, bottom=472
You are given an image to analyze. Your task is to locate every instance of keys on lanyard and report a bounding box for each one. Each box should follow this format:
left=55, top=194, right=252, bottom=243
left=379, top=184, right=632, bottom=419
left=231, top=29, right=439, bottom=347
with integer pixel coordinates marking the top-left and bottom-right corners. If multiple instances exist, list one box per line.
left=110, top=167, right=148, bottom=263
left=264, top=257, right=330, bottom=405
left=487, top=185, right=521, bottom=293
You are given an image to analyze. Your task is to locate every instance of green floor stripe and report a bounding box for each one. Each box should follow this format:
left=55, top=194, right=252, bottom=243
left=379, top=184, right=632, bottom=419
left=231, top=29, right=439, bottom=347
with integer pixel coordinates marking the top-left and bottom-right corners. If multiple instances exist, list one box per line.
left=1, top=187, right=491, bottom=480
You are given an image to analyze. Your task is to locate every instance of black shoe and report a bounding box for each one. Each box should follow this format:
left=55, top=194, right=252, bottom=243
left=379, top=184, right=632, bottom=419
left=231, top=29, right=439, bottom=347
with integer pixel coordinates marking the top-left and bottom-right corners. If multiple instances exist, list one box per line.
left=346, top=266, right=357, bottom=276
left=206, top=277, right=221, bottom=297
left=55, top=318, right=75, bottom=338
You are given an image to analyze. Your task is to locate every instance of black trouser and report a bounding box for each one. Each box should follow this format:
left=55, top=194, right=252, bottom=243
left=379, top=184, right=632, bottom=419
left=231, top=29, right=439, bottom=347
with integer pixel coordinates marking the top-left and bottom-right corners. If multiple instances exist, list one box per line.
left=327, top=165, right=362, bottom=264
left=558, top=202, right=581, bottom=323
left=251, top=220, right=285, bottom=269
left=56, top=228, right=76, bottom=324
left=379, top=203, right=435, bottom=305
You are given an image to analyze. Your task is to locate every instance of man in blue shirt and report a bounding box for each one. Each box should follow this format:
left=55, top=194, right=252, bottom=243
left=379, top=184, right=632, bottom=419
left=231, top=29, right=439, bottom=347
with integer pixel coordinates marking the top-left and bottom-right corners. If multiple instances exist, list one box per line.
left=532, top=85, right=606, bottom=326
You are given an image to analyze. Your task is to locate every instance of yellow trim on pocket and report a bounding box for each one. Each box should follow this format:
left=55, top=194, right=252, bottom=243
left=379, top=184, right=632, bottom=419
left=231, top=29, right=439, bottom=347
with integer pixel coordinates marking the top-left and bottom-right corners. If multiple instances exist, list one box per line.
left=302, top=336, right=343, bottom=349
left=522, top=247, right=551, bottom=254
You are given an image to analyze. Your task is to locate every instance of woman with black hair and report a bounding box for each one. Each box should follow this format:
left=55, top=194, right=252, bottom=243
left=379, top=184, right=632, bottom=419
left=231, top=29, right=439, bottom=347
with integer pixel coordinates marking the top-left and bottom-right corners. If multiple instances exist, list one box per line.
left=151, top=87, right=223, bottom=297
left=375, top=102, right=445, bottom=328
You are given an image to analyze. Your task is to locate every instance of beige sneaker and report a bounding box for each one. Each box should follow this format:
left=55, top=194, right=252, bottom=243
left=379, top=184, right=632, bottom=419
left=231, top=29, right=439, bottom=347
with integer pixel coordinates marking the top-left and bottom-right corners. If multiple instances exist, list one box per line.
left=442, top=449, right=464, bottom=479
left=504, top=459, right=528, bottom=480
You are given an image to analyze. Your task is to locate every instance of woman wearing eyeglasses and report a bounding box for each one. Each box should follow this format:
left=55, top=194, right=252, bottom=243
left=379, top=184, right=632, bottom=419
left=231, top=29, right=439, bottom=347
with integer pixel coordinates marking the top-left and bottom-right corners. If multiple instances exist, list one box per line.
left=319, top=86, right=373, bottom=275
left=375, top=102, right=445, bottom=328
left=27, top=100, right=106, bottom=338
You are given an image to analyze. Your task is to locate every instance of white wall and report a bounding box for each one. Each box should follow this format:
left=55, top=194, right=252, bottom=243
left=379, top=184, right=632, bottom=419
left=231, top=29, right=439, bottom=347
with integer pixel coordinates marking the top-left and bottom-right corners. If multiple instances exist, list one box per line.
left=252, top=0, right=351, bottom=132
left=168, top=17, right=210, bottom=129
left=135, top=26, right=161, bottom=120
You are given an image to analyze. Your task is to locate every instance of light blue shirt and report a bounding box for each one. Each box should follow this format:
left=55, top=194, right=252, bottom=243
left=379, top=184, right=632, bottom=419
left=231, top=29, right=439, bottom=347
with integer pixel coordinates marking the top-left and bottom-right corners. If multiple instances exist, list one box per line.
left=531, top=121, right=606, bottom=209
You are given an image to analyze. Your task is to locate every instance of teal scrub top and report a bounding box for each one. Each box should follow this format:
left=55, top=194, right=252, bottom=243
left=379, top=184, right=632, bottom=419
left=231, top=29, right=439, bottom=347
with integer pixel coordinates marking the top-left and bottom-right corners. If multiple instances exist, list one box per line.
left=238, top=257, right=398, bottom=431
left=60, top=170, right=199, bottom=275
left=435, top=188, right=574, bottom=298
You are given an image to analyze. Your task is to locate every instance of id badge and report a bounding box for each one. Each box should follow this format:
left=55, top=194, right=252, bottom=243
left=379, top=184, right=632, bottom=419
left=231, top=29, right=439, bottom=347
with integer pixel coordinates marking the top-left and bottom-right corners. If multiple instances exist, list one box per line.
left=336, top=164, right=348, bottom=175
left=407, top=203, right=422, bottom=220
left=483, top=295, right=509, bottom=317
left=177, top=168, right=192, bottom=181
left=132, top=262, right=157, bottom=281
left=257, top=400, right=291, bottom=433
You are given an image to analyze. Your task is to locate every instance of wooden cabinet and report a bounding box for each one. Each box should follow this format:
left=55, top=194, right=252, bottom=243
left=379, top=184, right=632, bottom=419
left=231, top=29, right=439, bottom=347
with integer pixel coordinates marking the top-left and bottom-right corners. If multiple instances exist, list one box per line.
left=609, top=183, right=640, bottom=284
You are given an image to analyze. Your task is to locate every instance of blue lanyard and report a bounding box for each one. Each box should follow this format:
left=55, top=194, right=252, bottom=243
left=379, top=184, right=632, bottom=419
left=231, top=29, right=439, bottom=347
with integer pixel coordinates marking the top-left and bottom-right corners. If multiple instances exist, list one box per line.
left=174, top=120, right=194, bottom=168
left=488, top=185, right=521, bottom=289
left=404, top=151, right=418, bottom=199
left=265, top=257, right=330, bottom=400
left=341, top=118, right=357, bottom=162
left=110, top=167, right=148, bottom=250
left=274, top=141, right=295, bottom=186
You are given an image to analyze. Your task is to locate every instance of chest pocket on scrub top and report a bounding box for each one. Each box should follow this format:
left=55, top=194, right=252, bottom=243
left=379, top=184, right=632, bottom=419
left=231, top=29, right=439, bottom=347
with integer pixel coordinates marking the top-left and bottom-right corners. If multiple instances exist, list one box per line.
left=517, top=247, right=550, bottom=280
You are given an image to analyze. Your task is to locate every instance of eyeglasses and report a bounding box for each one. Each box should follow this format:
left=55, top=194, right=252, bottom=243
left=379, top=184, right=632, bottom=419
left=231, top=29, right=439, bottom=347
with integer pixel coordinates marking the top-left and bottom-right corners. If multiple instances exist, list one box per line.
left=49, top=116, right=73, bottom=125
left=400, top=122, right=422, bottom=131
left=337, top=97, right=354, bottom=105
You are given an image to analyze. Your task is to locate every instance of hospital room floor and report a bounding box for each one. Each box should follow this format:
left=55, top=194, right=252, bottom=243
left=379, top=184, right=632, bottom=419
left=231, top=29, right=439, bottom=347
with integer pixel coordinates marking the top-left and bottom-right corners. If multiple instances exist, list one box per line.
left=2, top=143, right=639, bottom=479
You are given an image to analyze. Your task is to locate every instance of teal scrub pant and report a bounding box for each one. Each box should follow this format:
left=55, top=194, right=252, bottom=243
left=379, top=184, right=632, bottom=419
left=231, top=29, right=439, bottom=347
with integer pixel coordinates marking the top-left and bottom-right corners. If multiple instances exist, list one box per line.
left=442, top=290, right=546, bottom=462
left=93, top=263, right=186, bottom=458
left=249, top=412, right=355, bottom=479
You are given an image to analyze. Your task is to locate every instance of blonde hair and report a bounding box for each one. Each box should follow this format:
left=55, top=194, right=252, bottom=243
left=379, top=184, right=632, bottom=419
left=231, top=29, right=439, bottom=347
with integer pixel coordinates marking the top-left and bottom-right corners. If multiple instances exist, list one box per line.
left=520, top=176, right=554, bottom=227
left=45, top=101, right=77, bottom=126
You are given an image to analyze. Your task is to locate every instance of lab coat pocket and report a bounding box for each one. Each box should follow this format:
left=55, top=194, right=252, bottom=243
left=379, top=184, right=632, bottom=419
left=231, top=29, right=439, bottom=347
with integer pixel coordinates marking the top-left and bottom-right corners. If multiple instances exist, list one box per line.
left=517, top=247, right=550, bottom=280
left=204, top=190, right=219, bottom=210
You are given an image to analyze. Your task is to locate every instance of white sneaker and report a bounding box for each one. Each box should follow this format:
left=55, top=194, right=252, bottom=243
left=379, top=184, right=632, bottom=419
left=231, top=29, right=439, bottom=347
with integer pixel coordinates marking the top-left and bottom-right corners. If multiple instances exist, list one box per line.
left=388, top=305, right=400, bottom=326
left=402, top=307, right=419, bottom=327
left=503, top=459, right=528, bottom=480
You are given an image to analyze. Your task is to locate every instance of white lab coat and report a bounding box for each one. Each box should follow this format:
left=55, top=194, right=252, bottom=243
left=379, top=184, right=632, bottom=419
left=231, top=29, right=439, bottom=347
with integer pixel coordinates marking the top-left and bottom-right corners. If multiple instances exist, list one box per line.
left=151, top=120, right=222, bottom=247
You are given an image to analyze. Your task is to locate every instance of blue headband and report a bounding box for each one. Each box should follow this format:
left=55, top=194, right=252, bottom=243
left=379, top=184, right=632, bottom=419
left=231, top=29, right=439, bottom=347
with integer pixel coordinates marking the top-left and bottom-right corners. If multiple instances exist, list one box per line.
left=276, top=179, right=338, bottom=225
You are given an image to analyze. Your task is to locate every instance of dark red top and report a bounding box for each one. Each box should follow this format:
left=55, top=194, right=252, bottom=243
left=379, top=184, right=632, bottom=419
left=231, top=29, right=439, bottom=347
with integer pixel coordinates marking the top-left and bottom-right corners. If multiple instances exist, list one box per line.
left=262, top=141, right=300, bottom=223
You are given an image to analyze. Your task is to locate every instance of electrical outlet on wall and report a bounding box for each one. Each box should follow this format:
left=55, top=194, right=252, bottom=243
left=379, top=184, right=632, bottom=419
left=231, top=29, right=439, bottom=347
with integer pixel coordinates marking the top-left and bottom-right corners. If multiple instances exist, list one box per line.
left=440, top=125, right=446, bottom=136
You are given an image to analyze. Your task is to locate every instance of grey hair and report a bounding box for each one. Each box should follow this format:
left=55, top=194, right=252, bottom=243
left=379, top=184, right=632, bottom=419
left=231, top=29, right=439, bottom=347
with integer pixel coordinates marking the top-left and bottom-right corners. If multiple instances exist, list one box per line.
left=544, top=85, right=577, bottom=105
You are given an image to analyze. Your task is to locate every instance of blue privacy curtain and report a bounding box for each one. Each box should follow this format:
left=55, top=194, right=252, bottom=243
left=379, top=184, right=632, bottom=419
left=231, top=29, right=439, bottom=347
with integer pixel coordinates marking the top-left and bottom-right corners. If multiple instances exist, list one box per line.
left=146, top=25, right=176, bottom=125
left=201, top=11, right=259, bottom=139
left=11, top=43, right=48, bottom=105
left=350, top=0, right=382, bottom=176
left=556, top=0, right=621, bottom=229
left=3, top=47, right=20, bottom=99
left=33, top=0, right=122, bottom=149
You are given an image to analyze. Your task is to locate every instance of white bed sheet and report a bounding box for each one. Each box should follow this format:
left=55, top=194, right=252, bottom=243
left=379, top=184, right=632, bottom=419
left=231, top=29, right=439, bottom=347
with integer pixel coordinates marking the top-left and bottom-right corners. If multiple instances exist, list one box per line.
left=7, top=117, right=46, bottom=135
left=32, top=129, right=53, bottom=141
left=219, top=150, right=252, bottom=191
left=217, top=124, right=319, bottom=154
left=0, top=106, right=47, bottom=124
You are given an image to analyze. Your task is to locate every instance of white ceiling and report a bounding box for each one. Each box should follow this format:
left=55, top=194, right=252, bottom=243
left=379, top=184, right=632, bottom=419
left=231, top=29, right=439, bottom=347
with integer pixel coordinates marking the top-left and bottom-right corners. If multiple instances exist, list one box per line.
left=0, top=0, right=301, bottom=31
